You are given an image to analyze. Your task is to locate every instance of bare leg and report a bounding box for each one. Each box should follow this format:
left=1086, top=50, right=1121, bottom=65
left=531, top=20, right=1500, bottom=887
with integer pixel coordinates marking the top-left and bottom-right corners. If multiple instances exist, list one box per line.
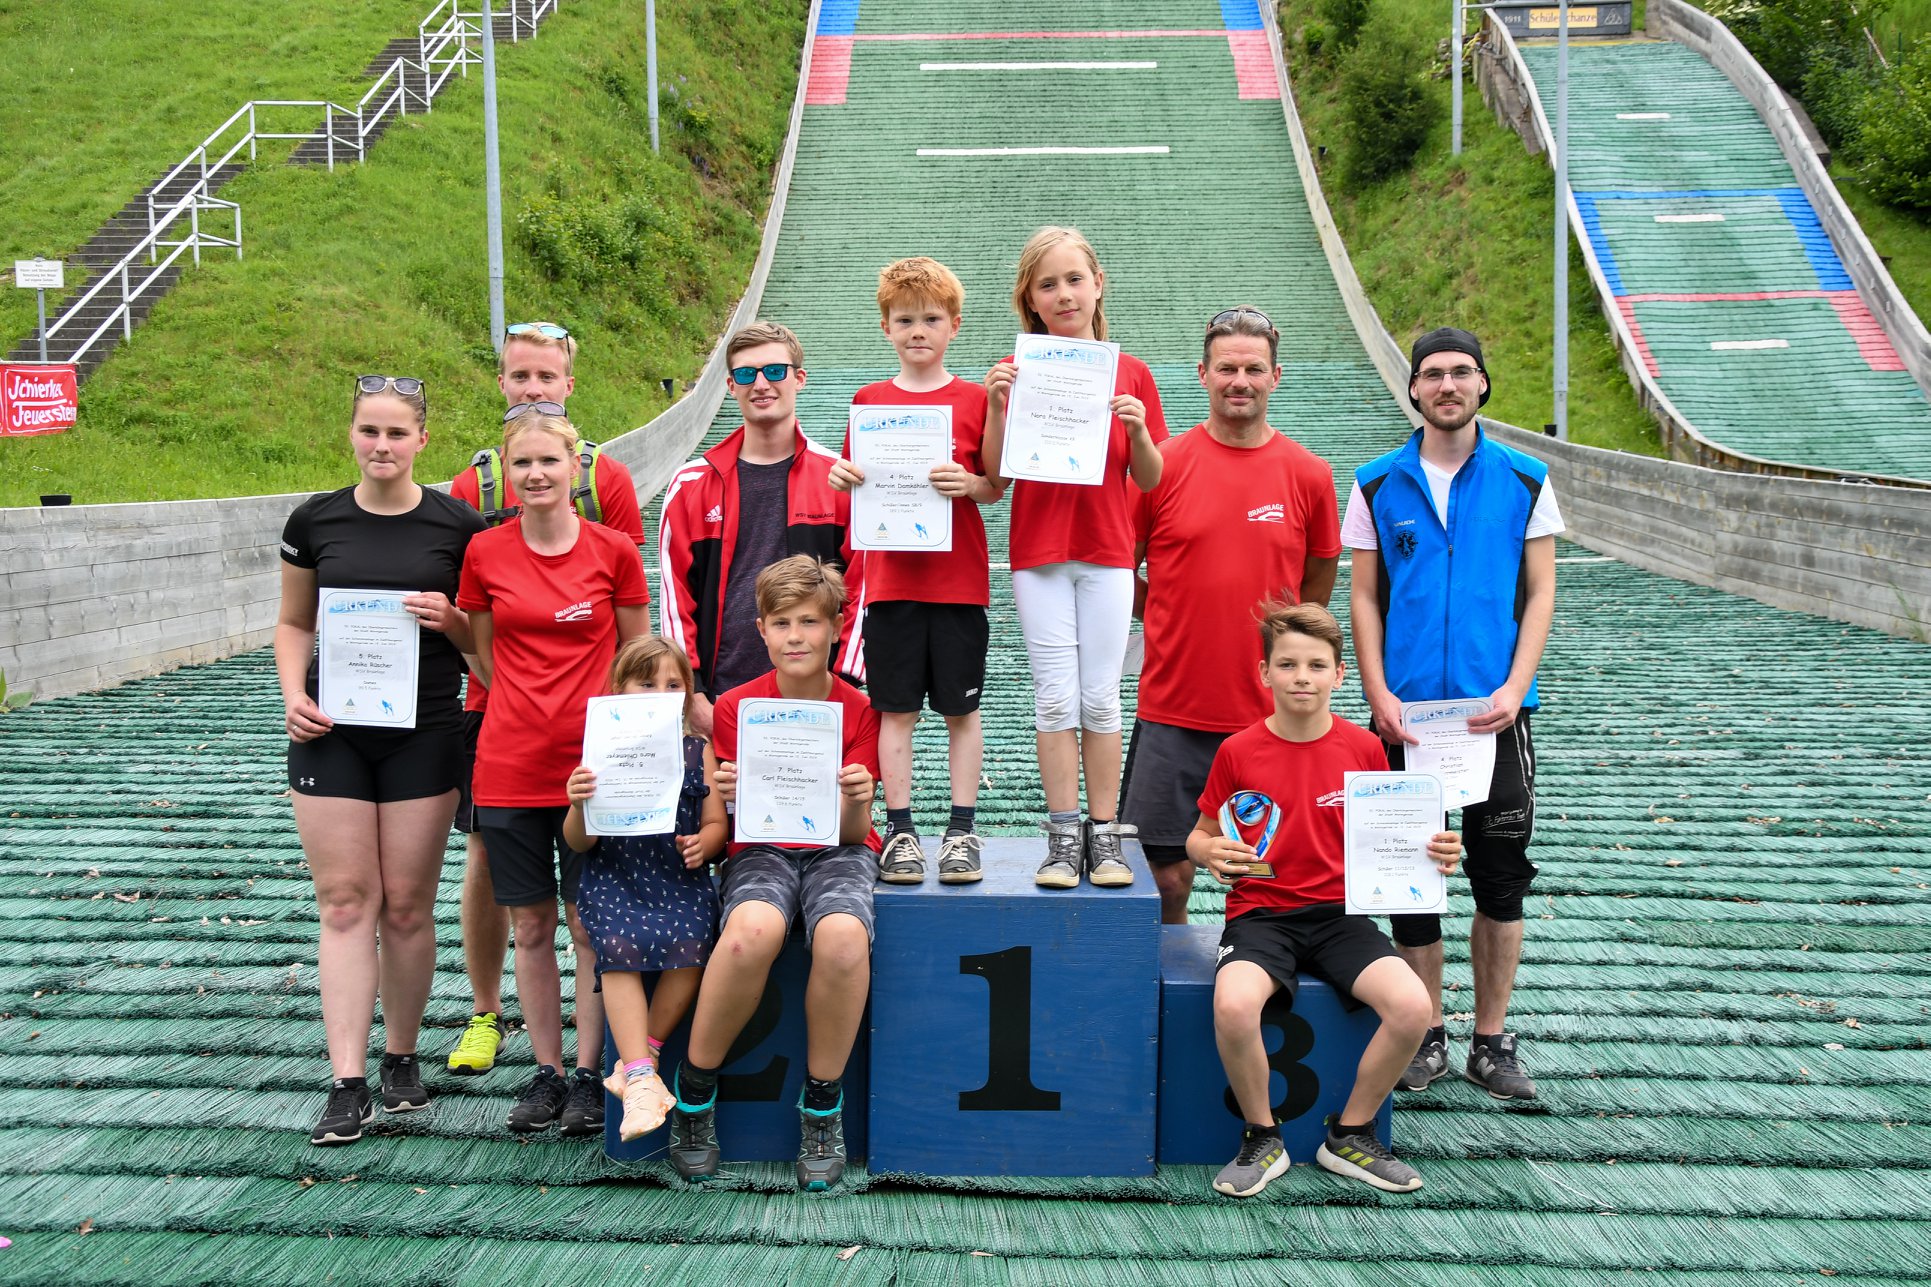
left=804, top=914, right=871, bottom=1082
left=648, top=966, right=703, bottom=1041
left=297, top=794, right=382, bottom=1080
left=1338, top=957, right=1433, bottom=1125
left=373, top=791, right=459, bottom=1055
left=508, top=902, right=562, bottom=1068
left=1153, top=858, right=1196, bottom=925
left=461, top=836, right=509, bottom=1014
left=879, top=710, right=918, bottom=812
left=1396, top=940, right=1446, bottom=1026
left=686, top=902, right=787, bottom=1069
left=602, top=972, right=651, bottom=1067
left=1213, top=962, right=1281, bottom=1126
left=1037, top=729, right=1082, bottom=814
left=944, top=712, right=982, bottom=808
left=1080, top=728, right=1123, bottom=819
left=1471, top=913, right=1525, bottom=1035
left=565, top=902, right=602, bottom=1071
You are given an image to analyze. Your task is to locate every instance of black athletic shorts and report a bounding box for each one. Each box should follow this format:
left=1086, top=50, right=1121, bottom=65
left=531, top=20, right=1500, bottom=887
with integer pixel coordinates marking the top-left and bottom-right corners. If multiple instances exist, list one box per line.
left=477, top=806, right=582, bottom=907
left=863, top=600, right=988, bottom=716
left=287, top=721, right=465, bottom=804
left=452, top=710, right=486, bottom=835
left=1120, top=718, right=1231, bottom=856
left=1217, top=905, right=1401, bottom=1011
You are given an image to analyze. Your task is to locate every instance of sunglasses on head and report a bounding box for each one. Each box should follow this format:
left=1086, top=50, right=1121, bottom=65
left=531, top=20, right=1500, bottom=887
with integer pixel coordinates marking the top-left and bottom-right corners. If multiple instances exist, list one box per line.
left=1208, top=307, right=1276, bottom=333
left=355, top=375, right=424, bottom=397
left=505, top=322, right=570, bottom=340
left=503, top=400, right=569, bottom=422
left=730, top=362, right=798, bottom=386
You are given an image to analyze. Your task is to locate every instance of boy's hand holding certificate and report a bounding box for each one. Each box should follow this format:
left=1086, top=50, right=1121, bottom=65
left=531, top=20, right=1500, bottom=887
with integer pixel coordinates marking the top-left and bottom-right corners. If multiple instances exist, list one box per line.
left=735, top=698, right=843, bottom=846
left=999, top=332, right=1119, bottom=486
left=580, top=693, right=685, bottom=836
left=317, top=587, right=420, bottom=728
left=1343, top=772, right=1452, bottom=916
left=848, top=404, right=954, bottom=551
left=1399, top=698, right=1496, bottom=808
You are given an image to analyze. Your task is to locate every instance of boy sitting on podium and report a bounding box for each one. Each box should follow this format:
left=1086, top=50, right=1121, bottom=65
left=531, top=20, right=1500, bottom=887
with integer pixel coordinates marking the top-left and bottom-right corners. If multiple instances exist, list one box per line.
left=1187, top=602, right=1458, bottom=1197
left=667, top=556, right=881, bottom=1191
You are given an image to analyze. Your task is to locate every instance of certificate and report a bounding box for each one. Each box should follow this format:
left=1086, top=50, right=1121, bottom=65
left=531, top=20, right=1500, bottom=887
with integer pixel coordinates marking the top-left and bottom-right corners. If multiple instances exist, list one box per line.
left=316, top=587, right=418, bottom=729
left=1400, top=698, right=1496, bottom=809
left=999, top=331, right=1119, bottom=486
left=849, top=403, right=953, bottom=551
left=580, top=693, right=685, bottom=836
left=1343, top=771, right=1447, bottom=917
left=734, top=698, right=843, bottom=846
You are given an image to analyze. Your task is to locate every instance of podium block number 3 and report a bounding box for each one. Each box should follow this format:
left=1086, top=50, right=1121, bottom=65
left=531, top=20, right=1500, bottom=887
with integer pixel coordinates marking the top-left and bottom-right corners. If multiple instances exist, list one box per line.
left=958, top=946, right=1061, bottom=1112
left=1223, top=996, right=1320, bottom=1124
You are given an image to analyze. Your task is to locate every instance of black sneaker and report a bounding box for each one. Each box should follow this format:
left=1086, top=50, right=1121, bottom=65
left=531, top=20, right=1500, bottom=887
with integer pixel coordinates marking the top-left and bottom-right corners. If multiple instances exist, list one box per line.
left=796, top=1092, right=847, bottom=1191
left=1315, top=1117, right=1423, bottom=1193
left=668, top=1066, right=721, bottom=1182
left=506, top=1065, right=568, bottom=1133
left=1465, top=1032, right=1538, bottom=1101
left=558, top=1066, right=607, bottom=1137
left=380, top=1053, right=429, bottom=1113
left=1398, top=1027, right=1450, bottom=1092
left=310, top=1080, right=373, bottom=1146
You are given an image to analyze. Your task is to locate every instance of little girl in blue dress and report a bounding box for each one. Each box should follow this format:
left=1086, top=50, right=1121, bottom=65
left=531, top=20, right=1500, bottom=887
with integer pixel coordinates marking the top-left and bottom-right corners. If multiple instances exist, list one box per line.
left=564, top=637, right=726, bottom=1140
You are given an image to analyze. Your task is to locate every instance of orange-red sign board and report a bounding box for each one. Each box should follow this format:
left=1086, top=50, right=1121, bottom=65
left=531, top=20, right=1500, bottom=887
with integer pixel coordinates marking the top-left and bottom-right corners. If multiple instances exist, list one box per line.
left=1, top=363, right=77, bottom=436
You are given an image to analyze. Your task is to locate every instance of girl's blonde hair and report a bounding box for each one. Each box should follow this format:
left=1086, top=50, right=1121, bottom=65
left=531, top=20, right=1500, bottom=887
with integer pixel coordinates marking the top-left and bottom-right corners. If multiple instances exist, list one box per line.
left=502, top=412, right=581, bottom=459
left=607, top=637, right=699, bottom=733
left=1010, top=225, right=1108, bottom=341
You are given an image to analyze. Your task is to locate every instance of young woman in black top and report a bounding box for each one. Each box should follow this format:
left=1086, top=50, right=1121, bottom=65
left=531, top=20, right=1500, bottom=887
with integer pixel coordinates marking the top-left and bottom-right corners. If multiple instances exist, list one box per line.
left=276, top=376, right=485, bottom=1145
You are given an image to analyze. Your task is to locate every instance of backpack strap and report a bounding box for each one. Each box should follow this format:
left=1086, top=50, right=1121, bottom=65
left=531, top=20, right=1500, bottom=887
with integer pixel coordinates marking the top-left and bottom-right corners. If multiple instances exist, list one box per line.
left=467, top=447, right=518, bottom=527
left=572, top=439, right=605, bottom=524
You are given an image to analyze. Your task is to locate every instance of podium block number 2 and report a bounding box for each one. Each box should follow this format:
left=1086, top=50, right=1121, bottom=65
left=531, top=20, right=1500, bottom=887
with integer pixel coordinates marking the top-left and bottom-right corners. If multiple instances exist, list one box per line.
left=958, top=946, right=1061, bottom=1112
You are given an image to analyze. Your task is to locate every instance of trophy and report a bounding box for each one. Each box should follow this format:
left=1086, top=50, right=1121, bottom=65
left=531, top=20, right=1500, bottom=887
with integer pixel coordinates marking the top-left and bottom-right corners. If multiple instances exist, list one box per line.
left=1217, top=789, right=1279, bottom=880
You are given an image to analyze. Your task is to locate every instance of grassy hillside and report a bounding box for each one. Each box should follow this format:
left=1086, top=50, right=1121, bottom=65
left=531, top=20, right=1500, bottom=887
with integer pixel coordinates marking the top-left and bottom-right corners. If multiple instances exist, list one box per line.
left=1278, top=0, right=1663, bottom=454
left=1, top=0, right=804, bottom=506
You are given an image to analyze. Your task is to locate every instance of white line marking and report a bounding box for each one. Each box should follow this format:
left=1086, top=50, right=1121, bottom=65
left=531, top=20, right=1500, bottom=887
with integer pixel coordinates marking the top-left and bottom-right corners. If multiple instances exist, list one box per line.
left=1617, top=112, right=1671, bottom=120
left=1711, top=339, right=1790, bottom=350
left=1554, top=555, right=1616, bottom=564
left=921, top=60, right=1157, bottom=70
left=916, top=145, right=1170, bottom=157
left=1656, top=213, right=1725, bottom=223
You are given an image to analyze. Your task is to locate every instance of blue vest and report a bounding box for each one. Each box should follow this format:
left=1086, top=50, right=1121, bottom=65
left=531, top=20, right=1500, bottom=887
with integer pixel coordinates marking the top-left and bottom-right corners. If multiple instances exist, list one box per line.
left=1355, top=426, right=1549, bottom=709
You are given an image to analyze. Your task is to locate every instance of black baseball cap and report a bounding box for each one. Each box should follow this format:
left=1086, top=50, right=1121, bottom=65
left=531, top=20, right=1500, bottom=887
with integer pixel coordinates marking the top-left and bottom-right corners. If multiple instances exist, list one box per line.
left=1408, top=327, right=1490, bottom=409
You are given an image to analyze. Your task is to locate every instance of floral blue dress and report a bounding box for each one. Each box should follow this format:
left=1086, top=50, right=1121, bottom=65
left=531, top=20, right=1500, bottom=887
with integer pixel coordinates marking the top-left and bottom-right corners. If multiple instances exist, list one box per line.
left=576, top=735, right=718, bottom=977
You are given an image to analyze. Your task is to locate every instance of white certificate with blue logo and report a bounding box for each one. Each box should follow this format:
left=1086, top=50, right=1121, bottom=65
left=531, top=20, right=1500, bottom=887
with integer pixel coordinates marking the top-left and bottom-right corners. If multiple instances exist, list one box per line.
left=1000, top=332, right=1118, bottom=486
left=849, top=403, right=953, bottom=551
left=1399, top=698, right=1496, bottom=809
left=581, top=693, right=685, bottom=836
left=1342, top=771, right=1447, bottom=917
left=735, top=698, right=842, bottom=846
left=317, top=587, right=418, bottom=729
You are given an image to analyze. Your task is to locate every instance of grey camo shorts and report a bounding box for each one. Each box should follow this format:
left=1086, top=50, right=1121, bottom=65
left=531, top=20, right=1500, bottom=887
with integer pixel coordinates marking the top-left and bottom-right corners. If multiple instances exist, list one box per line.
left=719, top=843, right=877, bottom=944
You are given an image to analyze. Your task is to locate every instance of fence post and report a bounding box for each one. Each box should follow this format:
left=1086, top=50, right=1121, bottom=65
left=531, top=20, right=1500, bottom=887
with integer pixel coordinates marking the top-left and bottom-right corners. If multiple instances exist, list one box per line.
left=250, top=104, right=259, bottom=162
left=235, top=205, right=245, bottom=263
left=191, top=202, right=202, bottom=267
left=327, top=105, right=336, bottom=171
left=121, top=263, right=133, bottom=339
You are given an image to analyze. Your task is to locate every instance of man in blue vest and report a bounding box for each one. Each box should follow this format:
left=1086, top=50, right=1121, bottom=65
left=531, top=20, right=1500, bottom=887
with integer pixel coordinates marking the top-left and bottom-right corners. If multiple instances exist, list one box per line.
left=1342, top=328, right=1561, bottom=1102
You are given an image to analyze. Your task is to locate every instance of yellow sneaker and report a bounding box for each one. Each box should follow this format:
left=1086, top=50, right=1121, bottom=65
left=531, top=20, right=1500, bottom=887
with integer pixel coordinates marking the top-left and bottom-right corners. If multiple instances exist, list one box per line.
left=620, top=1070, right=675, bottom=1141
left=446, top=1012, right=504, bottom=1076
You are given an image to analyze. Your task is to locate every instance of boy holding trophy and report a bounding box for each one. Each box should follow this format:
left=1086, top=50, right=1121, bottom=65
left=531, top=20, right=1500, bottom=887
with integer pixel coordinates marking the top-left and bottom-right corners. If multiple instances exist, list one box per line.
left=1187, top=603, right=1460, bottom=1198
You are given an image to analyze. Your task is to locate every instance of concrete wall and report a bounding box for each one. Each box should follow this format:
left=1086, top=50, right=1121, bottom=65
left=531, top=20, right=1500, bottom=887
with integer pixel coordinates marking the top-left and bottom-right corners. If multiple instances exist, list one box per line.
left=0, top=1, right=824, bottom=702
left=1263, top=1, right=1930, bottom=641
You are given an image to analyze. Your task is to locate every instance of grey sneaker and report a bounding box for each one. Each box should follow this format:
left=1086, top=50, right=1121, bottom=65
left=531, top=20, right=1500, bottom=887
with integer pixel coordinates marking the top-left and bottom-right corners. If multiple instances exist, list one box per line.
left=1398, top=1028, right=1450, bottom=1092
left=877, top=830, right=926, bottom=884
left=1316, top=1118, right=1423, bottom=1193
left=797, top=1095, right=847, bottom=1191
left=667, top=1074, right=721, bottom=1181
left=1212, top=1126, right=1289, bottom=1197
left=1085, top=819, right=1136, bottom=887
left=937, top=831, right=984, bottom=884
left=1465, top=1032, right=1538, bottom=1101
left=1035, top=819, right=1082, bottom=888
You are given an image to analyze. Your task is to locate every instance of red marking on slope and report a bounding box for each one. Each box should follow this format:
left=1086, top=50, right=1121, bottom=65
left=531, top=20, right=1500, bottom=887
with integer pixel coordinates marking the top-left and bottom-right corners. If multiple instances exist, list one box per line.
left=807, top=36, right=855, bottom=104
left=1827, top=293, right=1906, bottom=371
left=1616, top=298, right=1660, bottom=378
left=850, top=29, right=1230, bottom=41
left=1619, top=289, right=1903, bottom=371
left=1622, top=289, right=1832, bottom=303
left=1227, top=31, right=1280, bottom=99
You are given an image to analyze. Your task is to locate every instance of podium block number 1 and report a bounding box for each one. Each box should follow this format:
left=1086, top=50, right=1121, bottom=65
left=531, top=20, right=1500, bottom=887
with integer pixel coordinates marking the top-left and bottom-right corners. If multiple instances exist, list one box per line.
left=958, top=946, right=1061, bottom=1112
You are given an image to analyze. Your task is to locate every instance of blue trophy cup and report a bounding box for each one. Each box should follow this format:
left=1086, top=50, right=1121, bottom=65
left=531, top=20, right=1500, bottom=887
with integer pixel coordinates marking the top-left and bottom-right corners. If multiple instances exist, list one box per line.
left=1217, top=789, right=1281, bottom=880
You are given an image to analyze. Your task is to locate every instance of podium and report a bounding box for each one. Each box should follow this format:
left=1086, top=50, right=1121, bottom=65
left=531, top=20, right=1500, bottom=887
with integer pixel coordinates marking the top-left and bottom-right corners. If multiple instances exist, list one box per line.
left=603, top=934, right=869, bottom=1164
left=1155, top=923, right=1390, bottom=1165
left=868, top=839, right=1160, bottom=1177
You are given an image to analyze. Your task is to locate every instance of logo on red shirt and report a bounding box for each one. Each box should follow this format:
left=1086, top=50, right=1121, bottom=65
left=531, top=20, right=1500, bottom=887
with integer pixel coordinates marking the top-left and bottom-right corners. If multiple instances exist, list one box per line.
left=705, top=505, right=723, bottom=523
left=1316, top=789, right=1345, bottom=808
left=555, top=599, right=594, bottom=622
left=1247, top=502, right=1285, bottom=524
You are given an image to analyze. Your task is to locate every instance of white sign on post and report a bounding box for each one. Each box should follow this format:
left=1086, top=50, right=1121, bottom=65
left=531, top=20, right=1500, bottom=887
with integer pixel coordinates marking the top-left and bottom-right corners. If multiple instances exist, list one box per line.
left=14, top=260, right=63, bottom=290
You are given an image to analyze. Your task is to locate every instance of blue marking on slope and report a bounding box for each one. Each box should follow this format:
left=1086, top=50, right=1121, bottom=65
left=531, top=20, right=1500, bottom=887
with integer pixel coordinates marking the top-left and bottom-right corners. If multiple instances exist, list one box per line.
left=820, top=0, right=860, bottom=36
left=1220, top=0, right=1264, bottom=30
left=1771, top=190, right=1853, bottom=290
left=1572, top=194, right=1626, bottom=295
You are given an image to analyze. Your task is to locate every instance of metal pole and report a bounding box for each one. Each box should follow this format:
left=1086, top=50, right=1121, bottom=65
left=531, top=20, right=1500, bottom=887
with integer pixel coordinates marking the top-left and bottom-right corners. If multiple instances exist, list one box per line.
left=36, top=289, right=48, bottom=363
left=482, top=0, right=507, bottom=353
left=1452, top=0, right=1464, bottom=156
left=1552, top=0, right=1570, bottom=441
left=647, top=0, right=661, bottom=152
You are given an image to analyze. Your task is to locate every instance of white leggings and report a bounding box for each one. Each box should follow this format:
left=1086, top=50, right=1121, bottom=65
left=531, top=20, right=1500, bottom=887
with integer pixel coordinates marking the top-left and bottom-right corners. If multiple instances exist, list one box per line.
left=1011, top=561, right=1134, bottom=734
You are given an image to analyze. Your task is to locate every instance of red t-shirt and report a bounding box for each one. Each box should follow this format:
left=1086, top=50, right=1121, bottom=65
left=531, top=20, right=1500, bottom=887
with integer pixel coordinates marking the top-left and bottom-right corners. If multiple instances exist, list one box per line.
left=456, top=519, right=650, bottom=806
left=1134, top=427, right=1342, bottom=732
left=1005, top=350, right=1168, bottom=570
left=713, top=670, right=882, bottom=856
left=450, top=453, right=645, bottom=713
left=845, top=377, right=991, bottom=606
left=1197, top=715, right=1389, bottom=918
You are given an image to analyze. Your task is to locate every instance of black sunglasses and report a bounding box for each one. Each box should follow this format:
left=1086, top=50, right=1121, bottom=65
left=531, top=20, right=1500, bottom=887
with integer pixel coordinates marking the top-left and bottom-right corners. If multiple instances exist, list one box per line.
left=730, top=362, right=798, bottom=386
left=503, top=400, right=568, bottom=422
left=1208, top=307, right=1276, bottom=333
left=355, top=375, right=424, bottom=397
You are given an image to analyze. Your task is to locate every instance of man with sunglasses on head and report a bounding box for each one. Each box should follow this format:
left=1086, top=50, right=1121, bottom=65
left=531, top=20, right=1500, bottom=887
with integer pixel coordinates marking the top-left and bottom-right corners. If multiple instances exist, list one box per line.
left=1342, top=327, right=1561, bottom=1103
left=441, top=322, right=646, bottom=1125
left=1121, top=306, right=1341, bottom=925
left=657, top=321, right=863, bottom=740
